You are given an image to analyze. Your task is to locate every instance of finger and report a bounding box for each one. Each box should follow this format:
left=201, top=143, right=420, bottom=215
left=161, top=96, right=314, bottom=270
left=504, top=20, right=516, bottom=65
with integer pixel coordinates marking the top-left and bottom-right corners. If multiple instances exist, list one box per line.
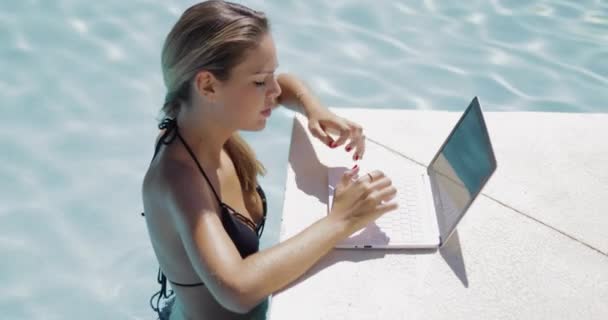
left=360, top=177, right=394, bottom=204
left=353, top=134, right=367, bottom=161
left=332, top=123, right=352, bottom=148
left=344, top=139, right=357, bottom=153
left=339, top=165, right=360, bottom=186
left=357, top=169, right=385, bottom=184
left=374, top=200, right=400, bottom=216
left=347, top=121, right=363, bottom=137
left=340, top=122, right=361, bottom=152
left=343, top=125, right=362, bottom=153
left=352, top=171, right=386, bottom=201
left=309, top=122, right=334, bottom=147
left=322, top=120, right=349, bottom=148
left=373, top=185, right=398, bottom=203
left=368, top=176, right=393, bottom=191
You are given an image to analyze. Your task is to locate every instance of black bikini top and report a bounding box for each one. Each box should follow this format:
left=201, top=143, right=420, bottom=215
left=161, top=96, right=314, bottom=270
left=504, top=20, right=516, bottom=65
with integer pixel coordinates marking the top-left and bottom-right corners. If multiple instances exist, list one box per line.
left=144, top=118, right=267, bottom=316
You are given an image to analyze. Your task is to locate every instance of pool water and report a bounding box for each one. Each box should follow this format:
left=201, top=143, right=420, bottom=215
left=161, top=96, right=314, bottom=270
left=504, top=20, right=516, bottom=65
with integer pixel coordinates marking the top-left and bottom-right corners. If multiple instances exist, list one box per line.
left=1, top=0, right=606, bottom=319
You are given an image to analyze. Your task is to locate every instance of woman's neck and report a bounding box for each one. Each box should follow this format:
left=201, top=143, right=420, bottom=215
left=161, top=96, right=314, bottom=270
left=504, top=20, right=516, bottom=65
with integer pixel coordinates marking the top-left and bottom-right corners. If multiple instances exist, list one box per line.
left=176, top=109, right=234, bottom=169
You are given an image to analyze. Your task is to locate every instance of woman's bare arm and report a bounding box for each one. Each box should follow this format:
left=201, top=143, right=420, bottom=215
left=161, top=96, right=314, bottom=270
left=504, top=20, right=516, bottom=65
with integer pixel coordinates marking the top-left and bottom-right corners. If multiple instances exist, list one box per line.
left=166, top=162, right=350, bottom=314
left=276, top=73, right=324, bottom=117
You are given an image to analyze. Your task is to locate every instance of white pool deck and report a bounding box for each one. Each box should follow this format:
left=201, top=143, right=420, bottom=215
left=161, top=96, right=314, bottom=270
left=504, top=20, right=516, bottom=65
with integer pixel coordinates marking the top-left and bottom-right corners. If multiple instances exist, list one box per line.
left=268, top=109, right=608, bottom=320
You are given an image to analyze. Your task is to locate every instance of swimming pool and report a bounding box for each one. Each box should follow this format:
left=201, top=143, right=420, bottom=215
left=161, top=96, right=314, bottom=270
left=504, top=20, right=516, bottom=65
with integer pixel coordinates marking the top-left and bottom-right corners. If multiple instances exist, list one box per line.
left=1, top=0, right=606, bottom=319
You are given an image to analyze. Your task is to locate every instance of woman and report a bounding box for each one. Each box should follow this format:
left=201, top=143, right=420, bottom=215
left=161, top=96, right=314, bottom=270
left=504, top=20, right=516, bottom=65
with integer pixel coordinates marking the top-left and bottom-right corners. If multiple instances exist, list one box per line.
left=141, top=1, right=398, bottom=319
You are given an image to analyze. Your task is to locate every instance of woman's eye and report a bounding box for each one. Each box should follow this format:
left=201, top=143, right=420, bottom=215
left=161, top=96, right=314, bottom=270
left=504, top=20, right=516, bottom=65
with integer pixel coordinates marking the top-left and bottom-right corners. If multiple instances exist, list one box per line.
left=254, top=80, right=266, bottom=87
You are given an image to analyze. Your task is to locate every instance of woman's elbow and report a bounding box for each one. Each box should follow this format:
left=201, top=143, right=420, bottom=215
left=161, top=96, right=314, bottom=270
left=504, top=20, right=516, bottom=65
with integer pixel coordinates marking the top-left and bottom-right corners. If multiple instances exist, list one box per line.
left=217, top=281, right=267, bottom=314
left=220, top=298, right=259, bottom=314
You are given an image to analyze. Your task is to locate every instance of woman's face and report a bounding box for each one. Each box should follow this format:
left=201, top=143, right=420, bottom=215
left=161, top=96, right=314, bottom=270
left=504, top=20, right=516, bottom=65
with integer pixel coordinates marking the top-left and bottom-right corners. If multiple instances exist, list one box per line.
left=216, top=33, right=281, bottom=131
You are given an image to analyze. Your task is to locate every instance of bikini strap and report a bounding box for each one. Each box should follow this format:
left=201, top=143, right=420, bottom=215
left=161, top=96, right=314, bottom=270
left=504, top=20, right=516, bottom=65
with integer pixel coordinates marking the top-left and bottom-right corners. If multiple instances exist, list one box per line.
left=149, top=268, right=174, bottom=319
left=153, top=118, right=223, bottom=204
left=174, top=127, right=224, bottom=205
left=151, top=118, right=179, bottom=161
left=255, top=185, right=267, bottom=237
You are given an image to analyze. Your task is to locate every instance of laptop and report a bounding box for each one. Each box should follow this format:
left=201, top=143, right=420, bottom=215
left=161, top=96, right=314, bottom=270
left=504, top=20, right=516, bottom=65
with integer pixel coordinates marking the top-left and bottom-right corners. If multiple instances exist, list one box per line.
left=327, top=97, right=497, bottom=249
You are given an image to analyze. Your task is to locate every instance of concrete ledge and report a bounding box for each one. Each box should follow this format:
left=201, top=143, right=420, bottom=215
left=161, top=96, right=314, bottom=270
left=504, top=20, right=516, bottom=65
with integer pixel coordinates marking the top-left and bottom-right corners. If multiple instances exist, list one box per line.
left=268, top=110, right=608, bottom=320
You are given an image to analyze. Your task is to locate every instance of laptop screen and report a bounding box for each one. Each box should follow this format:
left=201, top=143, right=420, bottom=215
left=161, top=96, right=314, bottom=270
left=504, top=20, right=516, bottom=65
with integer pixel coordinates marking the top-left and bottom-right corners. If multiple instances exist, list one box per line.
left=428, top=97, right=497, bottom=244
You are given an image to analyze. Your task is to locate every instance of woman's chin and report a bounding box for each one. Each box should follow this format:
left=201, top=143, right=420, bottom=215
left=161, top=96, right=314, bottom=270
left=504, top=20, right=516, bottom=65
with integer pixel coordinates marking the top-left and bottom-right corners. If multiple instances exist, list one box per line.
left=242, top=119, right=268, bottom=132
left=255, top=120, right=268, bottom=131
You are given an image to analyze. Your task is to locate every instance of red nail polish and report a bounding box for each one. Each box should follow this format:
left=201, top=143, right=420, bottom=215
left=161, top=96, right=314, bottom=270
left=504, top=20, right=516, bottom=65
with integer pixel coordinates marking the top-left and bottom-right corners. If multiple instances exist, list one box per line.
left=352, top=164, right=358, bottom=170
left=345, top=146, right=352, bottom=152
left=355, top=155, right=359, bottom=160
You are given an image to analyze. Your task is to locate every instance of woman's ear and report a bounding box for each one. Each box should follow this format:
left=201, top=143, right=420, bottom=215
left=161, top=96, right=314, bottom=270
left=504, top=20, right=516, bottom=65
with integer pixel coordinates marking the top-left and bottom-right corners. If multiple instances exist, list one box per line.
left=194, top=70, right=220, bottom=102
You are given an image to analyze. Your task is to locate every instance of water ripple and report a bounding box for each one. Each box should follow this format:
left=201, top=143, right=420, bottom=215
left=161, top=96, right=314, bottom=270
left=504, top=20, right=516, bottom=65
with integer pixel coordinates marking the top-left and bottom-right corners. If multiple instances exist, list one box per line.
left=2, top=0, right=608, bottom=319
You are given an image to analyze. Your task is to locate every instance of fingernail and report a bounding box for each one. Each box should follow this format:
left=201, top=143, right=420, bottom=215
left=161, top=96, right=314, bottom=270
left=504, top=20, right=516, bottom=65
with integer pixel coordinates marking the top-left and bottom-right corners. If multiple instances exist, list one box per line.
left=345, top=146, right=352, bottom=152
left=351, top=164, right=358, bottom=170
left=354, top=155, right=359, bottom=160
left=329, top=141, right=335, bottom=148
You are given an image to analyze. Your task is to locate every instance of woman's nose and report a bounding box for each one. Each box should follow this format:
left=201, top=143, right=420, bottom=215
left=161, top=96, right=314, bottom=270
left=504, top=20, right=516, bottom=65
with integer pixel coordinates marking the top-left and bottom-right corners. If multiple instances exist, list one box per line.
left=268, top=76, right=282, bottom=99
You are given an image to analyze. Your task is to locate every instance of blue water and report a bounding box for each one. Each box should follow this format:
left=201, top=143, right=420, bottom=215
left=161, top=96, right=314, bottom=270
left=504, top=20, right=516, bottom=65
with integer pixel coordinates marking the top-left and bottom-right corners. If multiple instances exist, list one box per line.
left=1, top=0, right=606, bottom=319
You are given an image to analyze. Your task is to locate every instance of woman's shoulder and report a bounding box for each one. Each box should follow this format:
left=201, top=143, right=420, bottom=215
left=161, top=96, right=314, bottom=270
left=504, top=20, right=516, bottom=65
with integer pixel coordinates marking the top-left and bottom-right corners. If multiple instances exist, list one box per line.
left=145, top=151, right=210, bottom=211
left=160, top=156, right=221, bottom=219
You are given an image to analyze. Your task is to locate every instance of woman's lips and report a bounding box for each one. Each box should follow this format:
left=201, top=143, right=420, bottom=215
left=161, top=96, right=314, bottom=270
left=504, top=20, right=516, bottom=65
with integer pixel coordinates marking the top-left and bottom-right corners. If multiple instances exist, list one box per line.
left=261, top=108, right=272, bottom=117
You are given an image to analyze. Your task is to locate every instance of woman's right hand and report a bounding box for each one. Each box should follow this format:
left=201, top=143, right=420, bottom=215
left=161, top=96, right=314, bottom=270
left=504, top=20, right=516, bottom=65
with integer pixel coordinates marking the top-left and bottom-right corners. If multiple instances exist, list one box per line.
left=329, top=165, right=399, bottom=234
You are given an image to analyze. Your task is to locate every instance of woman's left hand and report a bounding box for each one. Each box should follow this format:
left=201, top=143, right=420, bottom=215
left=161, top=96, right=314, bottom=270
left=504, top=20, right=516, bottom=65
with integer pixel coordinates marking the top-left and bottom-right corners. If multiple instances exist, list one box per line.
left=306, top=107, right=366, bottom=161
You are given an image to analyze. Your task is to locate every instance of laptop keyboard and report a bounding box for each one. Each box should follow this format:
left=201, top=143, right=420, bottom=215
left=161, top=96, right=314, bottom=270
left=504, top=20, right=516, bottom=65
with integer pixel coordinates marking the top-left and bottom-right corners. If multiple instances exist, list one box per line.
left=369, top=172, right=425, bottom=244
left=328, top=139, right=431, bottom=247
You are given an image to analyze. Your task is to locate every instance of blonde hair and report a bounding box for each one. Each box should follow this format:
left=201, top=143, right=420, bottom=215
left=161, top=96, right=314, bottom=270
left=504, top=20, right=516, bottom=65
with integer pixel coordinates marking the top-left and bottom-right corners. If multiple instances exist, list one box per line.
left=160, top=0, right=267, bottom=192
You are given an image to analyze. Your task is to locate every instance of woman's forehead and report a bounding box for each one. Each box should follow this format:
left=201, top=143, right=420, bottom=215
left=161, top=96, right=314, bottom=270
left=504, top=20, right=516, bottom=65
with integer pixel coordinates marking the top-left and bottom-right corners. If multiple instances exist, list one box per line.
left=235, top=35, right=278, bottom=76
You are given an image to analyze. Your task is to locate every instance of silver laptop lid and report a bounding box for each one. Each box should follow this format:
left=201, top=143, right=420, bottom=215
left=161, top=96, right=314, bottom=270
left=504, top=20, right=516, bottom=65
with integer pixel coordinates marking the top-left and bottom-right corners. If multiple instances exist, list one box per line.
left=427, top=97, right=497, bottom=246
